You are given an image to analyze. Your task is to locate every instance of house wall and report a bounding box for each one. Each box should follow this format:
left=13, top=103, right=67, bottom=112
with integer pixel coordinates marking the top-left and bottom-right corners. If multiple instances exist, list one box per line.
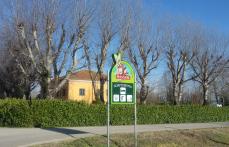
left=67, top=80, right=108, bottom=103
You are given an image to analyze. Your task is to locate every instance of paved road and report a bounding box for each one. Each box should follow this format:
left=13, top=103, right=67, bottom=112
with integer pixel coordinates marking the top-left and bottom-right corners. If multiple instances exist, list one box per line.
left=0, top=122, right=228, bottom=147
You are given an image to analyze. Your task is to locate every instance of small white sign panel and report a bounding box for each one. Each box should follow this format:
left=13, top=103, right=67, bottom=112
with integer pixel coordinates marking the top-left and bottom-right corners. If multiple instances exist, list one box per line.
left=113, top=94, right=120, bottom=102
left=120, top=95, right=126, bottom=102
left=120, top=87, right=126, bottom=95
left=127, top=95, right=132, bottom=102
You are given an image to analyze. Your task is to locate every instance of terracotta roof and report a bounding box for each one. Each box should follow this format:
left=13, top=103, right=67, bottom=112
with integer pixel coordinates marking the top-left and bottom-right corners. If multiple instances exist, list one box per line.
left=69, top=70, right=107, bottom=81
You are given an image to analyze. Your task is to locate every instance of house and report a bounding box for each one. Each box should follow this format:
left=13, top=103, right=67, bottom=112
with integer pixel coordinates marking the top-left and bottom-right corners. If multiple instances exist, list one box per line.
left=57, top=70, right=108, bottom=104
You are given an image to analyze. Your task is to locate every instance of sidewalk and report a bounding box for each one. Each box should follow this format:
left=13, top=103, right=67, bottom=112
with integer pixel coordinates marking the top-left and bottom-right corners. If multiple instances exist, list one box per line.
left=0, top=122, right=228, bottom=147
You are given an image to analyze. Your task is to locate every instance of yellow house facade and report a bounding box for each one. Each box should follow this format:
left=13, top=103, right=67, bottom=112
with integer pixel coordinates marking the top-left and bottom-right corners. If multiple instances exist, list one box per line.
left=58, top=70, right=108, bottom=104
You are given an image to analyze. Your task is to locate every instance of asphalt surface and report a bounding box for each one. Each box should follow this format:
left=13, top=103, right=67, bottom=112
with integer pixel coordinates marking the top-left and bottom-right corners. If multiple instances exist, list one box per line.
left=0, top=122, right=228, bottom=147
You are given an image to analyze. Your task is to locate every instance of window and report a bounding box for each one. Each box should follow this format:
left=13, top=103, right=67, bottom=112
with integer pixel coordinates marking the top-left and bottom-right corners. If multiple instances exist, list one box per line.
left=79, top=89, right=85, bottom=96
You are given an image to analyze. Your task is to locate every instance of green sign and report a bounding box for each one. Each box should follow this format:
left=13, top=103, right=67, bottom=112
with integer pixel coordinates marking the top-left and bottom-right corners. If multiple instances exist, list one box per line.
left=109, top=52, right=136, bottom=104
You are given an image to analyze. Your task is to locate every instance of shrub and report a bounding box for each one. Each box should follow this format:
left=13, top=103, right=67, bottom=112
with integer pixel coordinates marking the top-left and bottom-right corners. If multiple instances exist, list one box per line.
left=0, top=99, right=33, bottom=127
left=0, top=99, right=228, bottom=127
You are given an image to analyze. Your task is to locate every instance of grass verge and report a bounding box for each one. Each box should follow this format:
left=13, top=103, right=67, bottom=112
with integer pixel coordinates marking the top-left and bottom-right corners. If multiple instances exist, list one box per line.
left=34, top=127, right=229, bottom=147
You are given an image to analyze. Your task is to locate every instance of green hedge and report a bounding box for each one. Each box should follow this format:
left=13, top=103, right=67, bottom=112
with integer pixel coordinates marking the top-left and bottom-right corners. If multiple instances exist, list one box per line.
left=0, top=99, right=228, bottom=127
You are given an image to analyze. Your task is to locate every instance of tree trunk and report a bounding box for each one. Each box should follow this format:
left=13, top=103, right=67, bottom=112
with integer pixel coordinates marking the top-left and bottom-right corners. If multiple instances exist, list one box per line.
left=99, top=71, right=105, bottom=103
left=178, top=83, right=183, bottom=105
left=172, top=81, right=180, bottom=105
left=178, top=62, right=186, bottom=104
left=25, top=84, right=32, bottom=106
left=40, top=76, right=49, bottom=99
left=50, top=73, right=71, bottom=97
left=24, top=84, right=31, bottom=100
left=174, top=84, right=180, bottom=105
left=91, top=80, right=97, bottom=102
left=213, top=83, right=219, bottom=104
left=202, top=84, right=209, bottom=105
left=100, top=78, right=105, bottom=103
left=173, top=80, right=184, bottom=105
left=140, top=79, right=148, bottom=104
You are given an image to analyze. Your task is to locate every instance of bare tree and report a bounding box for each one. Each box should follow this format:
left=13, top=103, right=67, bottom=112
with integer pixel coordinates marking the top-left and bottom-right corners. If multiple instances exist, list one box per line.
left=166, top=49, right=195, bottom=104
left=221, top=69, right=229, bottom=105
left=157, top=71, right=173, bottom=104
left=163, top=23, right=196, bottom=105
left=94, top=0, right=117, bottom=103
left=82, top=0, right=131, bottom=102
left=82, top=39, right=98, bottom=102
left=49, top=1, right=92, bottom=97
left=115, top=2, right=132, bottom=53
left=190, top=31, right=229, bottom=105
left=1, top=0, right=92, bottom=98
left=127, top=15, right=160, bottom=104
left=0, top=20, right=37, bottom=99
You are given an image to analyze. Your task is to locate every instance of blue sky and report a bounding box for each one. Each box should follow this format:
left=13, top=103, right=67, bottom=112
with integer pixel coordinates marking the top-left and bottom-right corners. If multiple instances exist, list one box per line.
left=1, top=0, right=228, bottom=91
left=147, top=0, right=229, bottom=33
left=141, top=0, right=229, bottom=90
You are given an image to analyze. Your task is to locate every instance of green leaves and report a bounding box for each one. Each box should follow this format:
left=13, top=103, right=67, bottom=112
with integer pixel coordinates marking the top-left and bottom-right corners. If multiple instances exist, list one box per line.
left=0, top=99, right=33, bottom=127
left=0, top=99, right=228, bottom=127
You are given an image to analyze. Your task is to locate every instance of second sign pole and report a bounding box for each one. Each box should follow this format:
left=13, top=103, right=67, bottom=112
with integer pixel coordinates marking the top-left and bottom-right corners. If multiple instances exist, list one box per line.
left=134, top=77, right=137, bottom=147
left=107, top=70, right=110, bottom=147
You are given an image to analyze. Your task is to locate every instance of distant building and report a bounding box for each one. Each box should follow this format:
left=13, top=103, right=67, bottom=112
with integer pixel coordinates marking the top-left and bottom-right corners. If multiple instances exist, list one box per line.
left=56, top=70, right=108, bottom=104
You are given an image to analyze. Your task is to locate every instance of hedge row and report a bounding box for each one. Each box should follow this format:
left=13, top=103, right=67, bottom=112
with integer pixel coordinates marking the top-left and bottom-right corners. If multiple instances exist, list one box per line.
left=0, top=99, right=228, bottom=127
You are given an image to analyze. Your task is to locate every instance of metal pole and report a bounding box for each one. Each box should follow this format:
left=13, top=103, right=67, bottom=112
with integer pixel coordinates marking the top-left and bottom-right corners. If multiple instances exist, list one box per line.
left=107, top=70, right=110, bottom=147
left=134, top=79, right=137, bottom=147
